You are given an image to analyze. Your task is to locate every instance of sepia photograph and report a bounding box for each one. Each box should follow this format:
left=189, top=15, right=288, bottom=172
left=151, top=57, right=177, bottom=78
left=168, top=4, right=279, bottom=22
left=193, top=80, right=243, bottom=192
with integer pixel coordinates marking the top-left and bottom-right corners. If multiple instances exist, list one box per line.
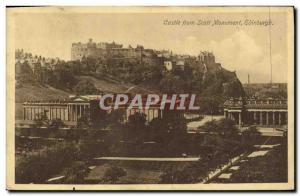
left=6, top=6, right=294, bottom=191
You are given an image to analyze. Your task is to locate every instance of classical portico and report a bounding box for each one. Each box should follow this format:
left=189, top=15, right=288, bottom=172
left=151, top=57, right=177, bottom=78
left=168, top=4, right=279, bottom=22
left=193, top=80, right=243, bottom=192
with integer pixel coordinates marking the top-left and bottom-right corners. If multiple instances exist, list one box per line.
left=224, top=109, right=242, bottom=125
left=23, top=101, right=90, bottom=123
left=223, top=98, right=287, bottom=126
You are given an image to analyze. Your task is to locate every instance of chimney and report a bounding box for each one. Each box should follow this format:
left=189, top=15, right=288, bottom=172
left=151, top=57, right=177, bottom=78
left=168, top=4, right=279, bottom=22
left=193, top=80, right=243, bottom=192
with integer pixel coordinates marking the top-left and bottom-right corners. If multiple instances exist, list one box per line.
left=248, top=74, right=250, bottom=84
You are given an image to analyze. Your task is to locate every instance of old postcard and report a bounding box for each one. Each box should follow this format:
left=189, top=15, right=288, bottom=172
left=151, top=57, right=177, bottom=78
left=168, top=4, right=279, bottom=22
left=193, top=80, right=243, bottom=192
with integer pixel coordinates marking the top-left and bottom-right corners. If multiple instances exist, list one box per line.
left=6, top=6, right=294, bottom=190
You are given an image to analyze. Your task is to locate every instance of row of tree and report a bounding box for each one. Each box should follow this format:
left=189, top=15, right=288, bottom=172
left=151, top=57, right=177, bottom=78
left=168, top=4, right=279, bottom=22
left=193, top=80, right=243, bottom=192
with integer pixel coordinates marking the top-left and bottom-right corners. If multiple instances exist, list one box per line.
left=158, top=123, right=262, bottom=183
left=16, top=54, right=245, bottom=98
left=16, top=114, right=262, bottom=184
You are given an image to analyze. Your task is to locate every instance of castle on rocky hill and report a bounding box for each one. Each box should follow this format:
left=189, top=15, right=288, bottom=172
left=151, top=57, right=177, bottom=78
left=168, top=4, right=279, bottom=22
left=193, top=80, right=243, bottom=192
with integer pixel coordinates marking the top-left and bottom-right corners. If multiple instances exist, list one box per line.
left=71, top=39, right=144, bottom=61
left=70, top=39, right=221, bottom=73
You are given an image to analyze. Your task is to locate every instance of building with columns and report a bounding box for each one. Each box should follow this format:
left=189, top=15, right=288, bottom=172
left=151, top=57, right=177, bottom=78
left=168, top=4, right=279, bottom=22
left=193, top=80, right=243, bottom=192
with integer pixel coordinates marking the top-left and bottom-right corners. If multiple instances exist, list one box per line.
left=223, top=98, right=287, bottom=127
left=23, top=97, right=91, bottom=126
left=22, top=95, right=173, bottom=127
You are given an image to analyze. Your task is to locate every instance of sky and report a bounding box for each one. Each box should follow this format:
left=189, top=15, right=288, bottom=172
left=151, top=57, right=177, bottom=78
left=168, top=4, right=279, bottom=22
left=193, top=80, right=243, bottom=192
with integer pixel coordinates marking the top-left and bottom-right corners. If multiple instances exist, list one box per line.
left=12, top=8, right=290, bottom=83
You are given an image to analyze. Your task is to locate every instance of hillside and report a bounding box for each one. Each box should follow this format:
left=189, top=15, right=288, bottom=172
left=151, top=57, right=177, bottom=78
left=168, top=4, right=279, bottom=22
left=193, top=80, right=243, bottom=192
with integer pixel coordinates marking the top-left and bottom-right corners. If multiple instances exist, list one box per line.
left=76, top=75, right=155, bottom=94
left=15, top=74, right=157, bottom=103
left=15, top=75, right=157, bottom=120
left=15, top=49, right=245, bottom=119
left=16, top=83, right=70, bottom=103
left=15, top=83, right=70, bottom=120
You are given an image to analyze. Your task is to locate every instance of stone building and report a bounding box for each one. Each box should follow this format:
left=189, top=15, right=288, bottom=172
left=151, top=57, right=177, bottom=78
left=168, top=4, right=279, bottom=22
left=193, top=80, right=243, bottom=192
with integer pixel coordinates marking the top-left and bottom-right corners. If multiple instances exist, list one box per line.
left=71, top=39, right=143, bottom=61
left=223, top=98, right=288, bottom=127
left=21, top=95, right=174, bottom=127
left=198, top=51, right=215, bottom=65
left=22, top=98, right=91, bottom=127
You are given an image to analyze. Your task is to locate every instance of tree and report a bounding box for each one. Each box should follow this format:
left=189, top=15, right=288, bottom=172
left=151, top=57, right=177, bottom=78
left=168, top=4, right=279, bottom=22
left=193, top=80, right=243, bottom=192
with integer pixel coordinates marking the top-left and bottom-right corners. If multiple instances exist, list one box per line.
left=107, top=110, right=125, bottom=129
left=68, top=60, right=82, bottom=75
left=199, top=120, right=218, bottom=134
left=191, top=69, right=203, bottom=93
left=199, top=118, right=238, bottom=138
left=73, top=79, right=100, bottom=95
left=33, top=112, right=49, bottom=128
left=15, top=60, right=34, bottom=83
left=16, top=142, right=78, bottom=184
left=163, top=112, right=187, bottom=134
left=160, top=166, right=197, bottom=183
left=48, top=63, right=78, bottom=90
left=77, top=138, right=108, bottom=160
left=77, top=110, right=91, bottom=128
left=168, top=117, right=187, bottom=134
left=217, top=118, right=239, bottom=137
left=202, top=72, right=215, bottom=89
left=148, top=118, right=168, bottom=133
left=84, top=57, right=98, bottom=72
left=159, top=74, right=186, bottom=93
left=127, top=112, right=147, bottom=130
left=198, top=97, right=223, bottom=115
left=49, top=118, right=64, bottom=130
left=230, top=145, right=287, bottom=183
left=102, top=166, right=127, bottom=183
left=124, top=112, right=147, bottom=142
left=62, top=161, right=88, bottom=184
left=146, top=64, right=164, bottom=83
left=242, top=126, right=261, bottom=145
left=223, top=79, right=245, bottom=98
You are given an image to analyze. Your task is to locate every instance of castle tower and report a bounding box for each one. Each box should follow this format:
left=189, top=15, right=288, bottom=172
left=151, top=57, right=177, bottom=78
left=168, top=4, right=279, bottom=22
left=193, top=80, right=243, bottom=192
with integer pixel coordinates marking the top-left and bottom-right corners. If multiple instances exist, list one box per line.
left=198, top=51, right=215, bottom=64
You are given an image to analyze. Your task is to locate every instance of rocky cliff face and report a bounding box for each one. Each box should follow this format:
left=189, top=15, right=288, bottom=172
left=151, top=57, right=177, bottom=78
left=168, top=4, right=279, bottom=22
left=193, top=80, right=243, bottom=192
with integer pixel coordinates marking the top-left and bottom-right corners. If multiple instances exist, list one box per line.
left=194, top=60, right=245, bottom=98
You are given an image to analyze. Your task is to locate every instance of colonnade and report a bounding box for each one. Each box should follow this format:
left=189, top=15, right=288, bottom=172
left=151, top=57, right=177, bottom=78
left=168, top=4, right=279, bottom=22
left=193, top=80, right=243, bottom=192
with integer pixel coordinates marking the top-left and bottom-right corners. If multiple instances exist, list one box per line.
left=23, top=103, right=90, bottom=122
left=224, top=110, right=287, bottom=126
left=67, top=103, right=90, bottom=122
left=249, top=110, right=287, bottom=126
